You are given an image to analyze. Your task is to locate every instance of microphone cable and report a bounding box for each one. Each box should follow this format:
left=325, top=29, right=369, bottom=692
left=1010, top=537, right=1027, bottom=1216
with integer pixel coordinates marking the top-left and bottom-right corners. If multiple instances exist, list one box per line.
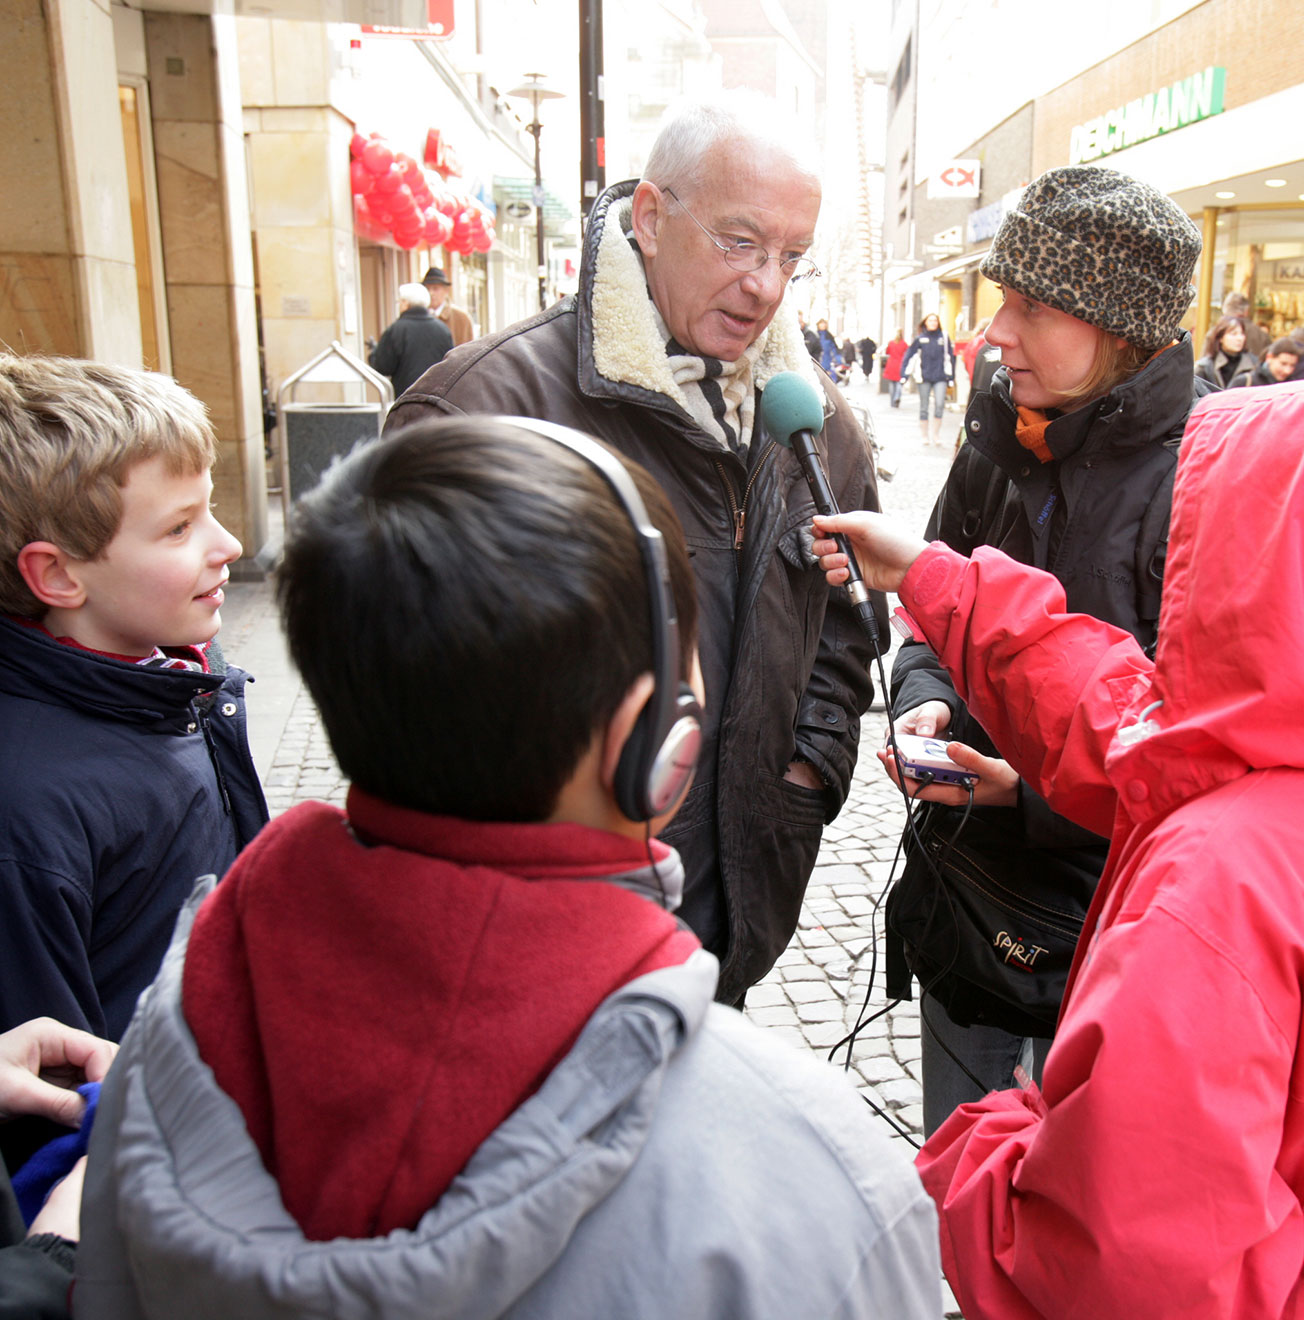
left=825, top=639, right=988, bottom=1147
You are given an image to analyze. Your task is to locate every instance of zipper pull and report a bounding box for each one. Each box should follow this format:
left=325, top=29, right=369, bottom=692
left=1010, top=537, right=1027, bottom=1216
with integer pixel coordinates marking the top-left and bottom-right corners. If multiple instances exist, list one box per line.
left=733, top=508, right=746, bottom=550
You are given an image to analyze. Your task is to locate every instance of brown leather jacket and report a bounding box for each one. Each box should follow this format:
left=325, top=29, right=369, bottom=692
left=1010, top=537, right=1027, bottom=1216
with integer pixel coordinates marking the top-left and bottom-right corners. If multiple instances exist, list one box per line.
left=388, top=180, right=887, bottom=1001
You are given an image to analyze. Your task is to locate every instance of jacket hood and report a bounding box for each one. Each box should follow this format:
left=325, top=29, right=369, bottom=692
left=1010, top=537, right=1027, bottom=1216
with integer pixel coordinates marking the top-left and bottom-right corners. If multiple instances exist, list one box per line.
left=0, top=614, right=226, bottom=727
left=81, top=879, right=719, bottom=1320
left=179, top=792, right=700, bottom=1243
left=1105, top=380, right=1304, bottom=818
left=576, top=179, right=822, bottom=415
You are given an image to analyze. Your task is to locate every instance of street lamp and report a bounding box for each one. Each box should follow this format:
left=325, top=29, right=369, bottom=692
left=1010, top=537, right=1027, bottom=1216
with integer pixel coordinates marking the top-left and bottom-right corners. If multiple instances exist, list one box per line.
left=508, top=73, right=565, bottom=312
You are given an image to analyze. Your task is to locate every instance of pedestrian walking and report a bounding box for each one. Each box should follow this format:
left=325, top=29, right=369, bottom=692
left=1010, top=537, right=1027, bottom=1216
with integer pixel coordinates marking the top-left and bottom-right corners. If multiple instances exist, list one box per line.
left=883, top=329, right=908, bottom=407
left=1228, top=336, right=1300, bottom=387
left=1194, top=315, right=1257, bottom=388
left=857, top=334, right=878, bottom=379
left=901, top=314, right=954, bottom=444
left=368, top=284, right=453, bottom=399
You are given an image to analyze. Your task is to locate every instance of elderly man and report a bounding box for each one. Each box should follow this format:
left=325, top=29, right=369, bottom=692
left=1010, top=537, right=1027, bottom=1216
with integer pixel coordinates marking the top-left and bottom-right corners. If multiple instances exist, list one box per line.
left=390, top=93, right=887, bottom=1005
left=368, top=283, right=453, bottom=399
left=421, top=266, right=475, bottom=346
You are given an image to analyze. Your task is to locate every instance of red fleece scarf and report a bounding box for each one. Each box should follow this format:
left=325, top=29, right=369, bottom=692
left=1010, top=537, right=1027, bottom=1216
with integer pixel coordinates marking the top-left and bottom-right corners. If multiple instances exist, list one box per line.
left=182, top=788, right=699, bottom=1242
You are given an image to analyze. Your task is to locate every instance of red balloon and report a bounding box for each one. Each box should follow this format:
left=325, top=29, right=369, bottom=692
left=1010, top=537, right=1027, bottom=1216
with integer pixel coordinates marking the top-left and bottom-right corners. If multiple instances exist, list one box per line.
left=362, top=140, right=395, bottom=175
left=353, top=195, right=387, bottom=241
left=349, top=132, right=368, bottom=159
left=349, top=159, right=371, bottom=195
left=423, top=211, right=452, bottom=245
left=389, top=187, right=418, bottom=217
left=372, top=163, right=404, bottom=194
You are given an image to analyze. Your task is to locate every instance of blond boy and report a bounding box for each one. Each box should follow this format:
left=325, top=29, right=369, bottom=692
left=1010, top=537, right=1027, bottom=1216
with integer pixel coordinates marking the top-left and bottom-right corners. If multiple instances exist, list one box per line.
left=0, top=356, right=267, bottom=1061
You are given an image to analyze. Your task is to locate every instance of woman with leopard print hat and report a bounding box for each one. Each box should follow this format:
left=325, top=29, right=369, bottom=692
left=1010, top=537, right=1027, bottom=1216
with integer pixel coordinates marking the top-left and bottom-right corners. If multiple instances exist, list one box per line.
left=884, top=164, right=1209, bottom=1140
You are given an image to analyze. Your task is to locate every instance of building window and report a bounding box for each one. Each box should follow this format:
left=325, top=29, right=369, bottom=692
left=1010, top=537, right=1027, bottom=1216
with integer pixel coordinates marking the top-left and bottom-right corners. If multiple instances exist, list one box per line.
left=1210, top=207, right=1304, bottom=340
left=891, top=37, right=912, bottom=108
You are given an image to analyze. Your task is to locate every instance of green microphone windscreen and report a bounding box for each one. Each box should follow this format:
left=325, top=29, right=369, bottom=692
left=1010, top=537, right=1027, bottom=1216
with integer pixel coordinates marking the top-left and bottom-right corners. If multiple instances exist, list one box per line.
left=758, top=371, right=825, bottom=447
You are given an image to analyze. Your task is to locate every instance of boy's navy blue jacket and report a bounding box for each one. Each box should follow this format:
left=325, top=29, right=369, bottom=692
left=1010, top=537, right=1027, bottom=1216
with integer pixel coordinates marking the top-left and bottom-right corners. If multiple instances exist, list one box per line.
left=0, top=615, right=267, bottom=1043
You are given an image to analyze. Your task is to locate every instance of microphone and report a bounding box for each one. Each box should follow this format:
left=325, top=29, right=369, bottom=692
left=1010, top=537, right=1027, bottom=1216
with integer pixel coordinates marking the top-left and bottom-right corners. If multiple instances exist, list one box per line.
left=759, top=370, right=879, bottom=644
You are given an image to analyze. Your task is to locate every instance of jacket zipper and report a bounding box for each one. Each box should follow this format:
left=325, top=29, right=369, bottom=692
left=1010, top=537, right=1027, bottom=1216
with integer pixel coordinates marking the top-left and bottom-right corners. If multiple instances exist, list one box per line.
left=715, top=441, right=777, bottom=556
left=195, top=701, right=234, bottom=818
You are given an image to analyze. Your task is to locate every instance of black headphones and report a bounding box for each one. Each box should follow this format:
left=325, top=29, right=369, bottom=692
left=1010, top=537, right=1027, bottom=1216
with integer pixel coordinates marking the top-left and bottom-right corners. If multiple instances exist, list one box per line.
left=497, top=417, right=703, bottom=822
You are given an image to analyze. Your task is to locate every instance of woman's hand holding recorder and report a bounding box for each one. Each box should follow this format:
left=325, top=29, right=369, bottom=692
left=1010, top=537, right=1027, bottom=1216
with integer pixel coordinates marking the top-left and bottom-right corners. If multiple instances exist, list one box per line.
left=883, top=704, right=1019, bottom=808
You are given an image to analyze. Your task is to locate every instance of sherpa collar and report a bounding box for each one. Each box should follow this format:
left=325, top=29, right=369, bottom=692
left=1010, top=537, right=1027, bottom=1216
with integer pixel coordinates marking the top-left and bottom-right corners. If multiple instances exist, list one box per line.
left=580, top=181, right=824, bottom=418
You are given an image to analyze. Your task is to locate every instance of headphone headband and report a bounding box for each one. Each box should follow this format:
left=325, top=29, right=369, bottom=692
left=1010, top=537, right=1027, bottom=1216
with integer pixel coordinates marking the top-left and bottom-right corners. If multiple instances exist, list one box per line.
left=492, top=417, right=701, bottom=821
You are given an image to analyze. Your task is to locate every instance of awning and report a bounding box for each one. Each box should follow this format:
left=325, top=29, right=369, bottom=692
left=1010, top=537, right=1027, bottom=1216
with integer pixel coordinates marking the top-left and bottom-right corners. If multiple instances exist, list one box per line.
left=493, top=176, right=574, bottom=228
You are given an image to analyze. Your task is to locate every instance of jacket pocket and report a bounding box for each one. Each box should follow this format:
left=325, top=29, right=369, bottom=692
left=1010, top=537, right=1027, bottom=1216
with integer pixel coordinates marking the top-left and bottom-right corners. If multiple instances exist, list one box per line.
left=729, top=773, right=827, bottom=990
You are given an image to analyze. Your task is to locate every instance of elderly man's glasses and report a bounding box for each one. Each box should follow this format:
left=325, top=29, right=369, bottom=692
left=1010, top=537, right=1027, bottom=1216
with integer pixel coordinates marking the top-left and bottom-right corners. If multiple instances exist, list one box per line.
left=664, top=188, right=821, bottom=285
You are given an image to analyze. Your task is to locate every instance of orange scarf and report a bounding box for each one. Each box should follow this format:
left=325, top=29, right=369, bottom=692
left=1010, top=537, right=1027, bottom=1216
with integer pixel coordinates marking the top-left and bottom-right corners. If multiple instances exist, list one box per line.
left=1015, top=408, right=1053, bottom=463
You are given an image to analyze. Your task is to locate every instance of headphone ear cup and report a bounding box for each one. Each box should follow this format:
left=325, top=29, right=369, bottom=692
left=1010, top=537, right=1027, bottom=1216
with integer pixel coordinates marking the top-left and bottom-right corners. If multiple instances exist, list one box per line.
left=613, top=698, right=657, bottom=822
left=613, top=684, right=703, bottom=823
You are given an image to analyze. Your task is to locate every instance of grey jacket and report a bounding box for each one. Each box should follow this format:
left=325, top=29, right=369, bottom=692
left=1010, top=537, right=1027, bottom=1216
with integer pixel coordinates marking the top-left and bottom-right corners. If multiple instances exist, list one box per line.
left=387, top=180, right=887, bottom=1002
left=77, top=883, right=941, bottom=1320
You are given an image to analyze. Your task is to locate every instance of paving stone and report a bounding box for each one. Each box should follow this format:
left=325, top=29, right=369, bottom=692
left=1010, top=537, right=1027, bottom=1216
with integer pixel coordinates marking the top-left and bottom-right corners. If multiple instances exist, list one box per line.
left=747, top=1005, right=800, bottom=1029
left=838, top=895, right=876, bottom=918
left=877, top=1077, right=922, bottom=1107
left=785, top=979, right=837, bottom=1004
left=856, top=1055, right=907, bottom=1085
left=779, top=963, right=826, bottom=982
left=800, top=1020, right=848, bottom=1048
left=794, top=998, right=845, bottom=1024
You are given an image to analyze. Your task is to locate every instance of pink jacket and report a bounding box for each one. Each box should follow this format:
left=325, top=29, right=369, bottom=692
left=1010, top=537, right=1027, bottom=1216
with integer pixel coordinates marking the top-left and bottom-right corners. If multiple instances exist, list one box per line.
left=906, top=381, right=1304, bottom=1318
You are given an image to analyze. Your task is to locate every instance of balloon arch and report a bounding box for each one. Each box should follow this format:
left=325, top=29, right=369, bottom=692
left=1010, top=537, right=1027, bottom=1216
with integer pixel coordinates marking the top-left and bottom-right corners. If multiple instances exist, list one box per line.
left=348, top=132, right=495, bottom=255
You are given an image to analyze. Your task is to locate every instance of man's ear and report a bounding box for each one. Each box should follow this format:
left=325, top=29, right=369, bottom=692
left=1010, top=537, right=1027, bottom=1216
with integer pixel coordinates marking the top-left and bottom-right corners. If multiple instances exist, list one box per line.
left=16, top=542, right=88, bottom=610
left=599, top=671, right=657, bottom=795
left=630, top=181, right=666, bottom=260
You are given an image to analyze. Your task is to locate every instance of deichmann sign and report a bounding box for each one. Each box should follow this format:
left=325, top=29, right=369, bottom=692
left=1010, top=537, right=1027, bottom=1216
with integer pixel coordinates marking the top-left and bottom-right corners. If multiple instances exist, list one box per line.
left=1069, top=66, right=1226, bottom=165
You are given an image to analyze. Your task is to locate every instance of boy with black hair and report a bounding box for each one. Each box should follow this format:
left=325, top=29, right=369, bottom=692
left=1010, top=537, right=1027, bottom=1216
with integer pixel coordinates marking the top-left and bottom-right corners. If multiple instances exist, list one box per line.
left=77, top=417, right=940, bottom=1319
left=0, top=355, right=267, bottom=1058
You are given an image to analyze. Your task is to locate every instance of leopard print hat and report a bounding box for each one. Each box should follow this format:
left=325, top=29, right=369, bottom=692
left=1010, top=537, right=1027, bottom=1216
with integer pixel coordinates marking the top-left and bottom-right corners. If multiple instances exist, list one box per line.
left=980, top=166, right=1202, bottom=352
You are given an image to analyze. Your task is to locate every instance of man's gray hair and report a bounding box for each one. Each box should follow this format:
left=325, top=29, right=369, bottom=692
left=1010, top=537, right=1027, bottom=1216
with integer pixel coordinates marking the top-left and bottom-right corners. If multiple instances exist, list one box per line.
left=641, top=91, right=816, bottom=199
left=399, top=282, right=431, bottom=310
left=1222, top=290, right=1250, bottom=316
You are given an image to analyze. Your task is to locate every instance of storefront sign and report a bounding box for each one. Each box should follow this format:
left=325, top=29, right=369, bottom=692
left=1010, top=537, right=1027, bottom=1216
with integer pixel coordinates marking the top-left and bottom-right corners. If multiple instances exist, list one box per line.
left=362, top=0, right=454, bottom=38
left=966, top=186, right=1025, bottom=245
left=927, top=160, right=981, bottom=200
left=1070, top=66, right=1225, bottom=165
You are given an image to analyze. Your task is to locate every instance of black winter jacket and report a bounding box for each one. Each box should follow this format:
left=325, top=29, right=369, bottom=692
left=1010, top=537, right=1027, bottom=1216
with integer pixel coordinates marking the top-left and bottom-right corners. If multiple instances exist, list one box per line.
left=890, top=338, right=1208, bottom=1025
left=1194, top=348, right=1256, bottom=390
left=369, top=308, right=453, bottom=399
left=0, top=616, right=268, bottom=1042
left=389, top=180, right=887, bottom=1003
left=1228, top=361, right=1281, bottom=389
